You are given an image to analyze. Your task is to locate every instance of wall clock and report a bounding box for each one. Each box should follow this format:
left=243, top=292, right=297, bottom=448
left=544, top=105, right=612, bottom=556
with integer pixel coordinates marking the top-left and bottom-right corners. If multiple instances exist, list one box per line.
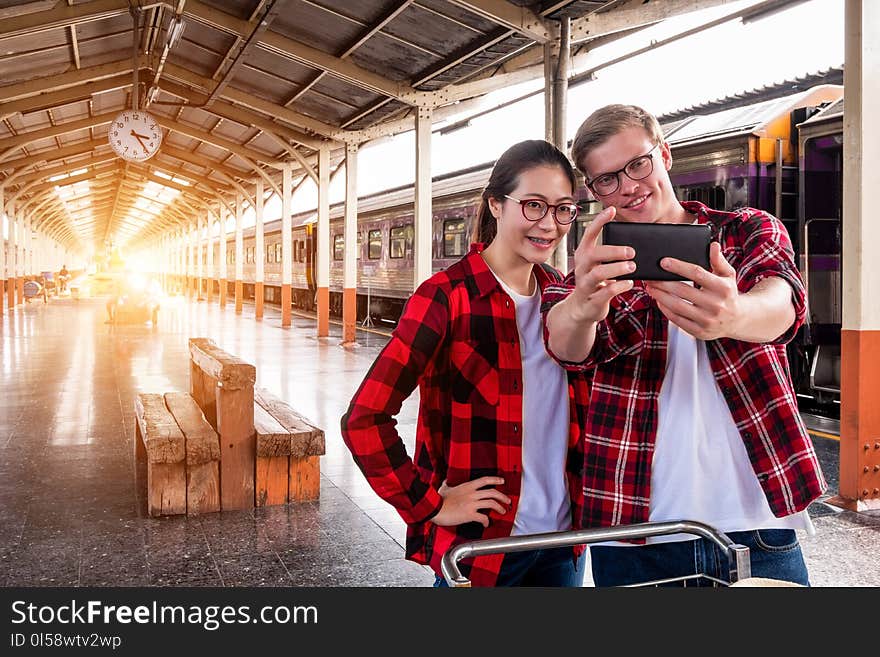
left=108, top=110, right=163, bottom=162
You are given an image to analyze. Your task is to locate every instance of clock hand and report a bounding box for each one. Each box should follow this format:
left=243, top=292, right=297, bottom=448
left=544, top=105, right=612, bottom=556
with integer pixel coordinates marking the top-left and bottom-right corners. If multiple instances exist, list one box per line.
left=130, top=130, right=150, bottom=151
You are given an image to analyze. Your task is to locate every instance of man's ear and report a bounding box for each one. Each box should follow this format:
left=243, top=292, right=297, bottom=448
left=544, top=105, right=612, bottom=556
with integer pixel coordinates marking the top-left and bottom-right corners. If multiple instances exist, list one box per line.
left=661, top=141, right=673, bottom=171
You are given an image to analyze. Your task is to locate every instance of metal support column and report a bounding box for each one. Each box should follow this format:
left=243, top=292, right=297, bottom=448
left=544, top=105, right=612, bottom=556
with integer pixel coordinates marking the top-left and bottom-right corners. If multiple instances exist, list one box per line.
left=0, top=187, right=6, bottom=313
left=414, top=106, right=433, bottom=287
left=831, top=0, right=880, bottom=511
left=281, top=163, right=292, bottom=327
left=342, top=142, right=358, bottom=344
left=255, top=180, right=265, bottom=320
left=551, top=17, right=570, bottom=273
left=317, top=142, right=330, bottom=337
left=218, top=208, right=227, bottom=308
left=196, top=212, right=204, bottom=300
left=235, top=194, right=243, bottom=314
left=206, top=210, right=215, bottom=303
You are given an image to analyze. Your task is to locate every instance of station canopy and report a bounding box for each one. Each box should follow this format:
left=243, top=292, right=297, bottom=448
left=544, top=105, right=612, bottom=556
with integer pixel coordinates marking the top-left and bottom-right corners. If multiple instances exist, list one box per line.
left=0, top=0, right=788, bottom=253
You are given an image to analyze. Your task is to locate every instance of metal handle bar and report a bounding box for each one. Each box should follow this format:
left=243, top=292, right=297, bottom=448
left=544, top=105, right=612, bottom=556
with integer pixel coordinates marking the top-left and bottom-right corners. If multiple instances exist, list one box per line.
left=440, top=520, right=751, bottom=587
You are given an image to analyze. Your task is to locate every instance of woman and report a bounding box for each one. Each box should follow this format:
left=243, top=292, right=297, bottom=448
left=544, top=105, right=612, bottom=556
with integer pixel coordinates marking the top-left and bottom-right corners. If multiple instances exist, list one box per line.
left=341, top=140, right=588, bottom=587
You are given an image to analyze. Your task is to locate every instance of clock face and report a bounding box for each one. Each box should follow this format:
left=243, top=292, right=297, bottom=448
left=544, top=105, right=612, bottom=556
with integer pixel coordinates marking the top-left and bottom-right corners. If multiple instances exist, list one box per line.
left=108, top=111, right=163, bottom=162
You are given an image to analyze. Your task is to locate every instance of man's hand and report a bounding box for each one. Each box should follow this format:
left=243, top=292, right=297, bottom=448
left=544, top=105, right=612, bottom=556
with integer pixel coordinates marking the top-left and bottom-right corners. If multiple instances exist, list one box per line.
left=645, top=242, right=742, bottom=340
left=431, top=476, right=511, bottom=528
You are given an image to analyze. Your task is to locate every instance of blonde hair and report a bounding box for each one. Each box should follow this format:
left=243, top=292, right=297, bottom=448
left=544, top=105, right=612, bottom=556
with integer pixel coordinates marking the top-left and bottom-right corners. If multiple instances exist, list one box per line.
left=571, top=104, right=664, bottom=177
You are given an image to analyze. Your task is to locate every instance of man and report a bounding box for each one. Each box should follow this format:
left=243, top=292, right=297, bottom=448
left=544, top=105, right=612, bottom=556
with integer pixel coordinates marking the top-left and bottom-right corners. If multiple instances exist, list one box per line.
left=543, top=104, right=825, bottom=586
left=58, top=264, right=70, bottom=293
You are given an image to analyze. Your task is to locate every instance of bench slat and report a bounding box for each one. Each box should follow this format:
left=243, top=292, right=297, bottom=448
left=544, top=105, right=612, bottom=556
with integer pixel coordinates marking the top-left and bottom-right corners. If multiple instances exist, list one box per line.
left=164, top=393, right=220, bottom=465
left=254, top=387, right=325, bottom=458
left=254, top=401, right=291, bottom=457
left=134, top=393, right=186, bottom=517
left=164, top=392, right=220, bottom=516
left=135, top=393, right=185, bottom=464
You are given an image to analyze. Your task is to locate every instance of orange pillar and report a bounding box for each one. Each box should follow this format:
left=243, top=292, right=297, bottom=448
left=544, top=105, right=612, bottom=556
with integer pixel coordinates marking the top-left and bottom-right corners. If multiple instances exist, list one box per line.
left=207, top=279, right=213, bottom=303
left=17, top=277, right=24, bottom=305
left=342, top=288, right=357, bottom=343
left=7, top=277, right=13, bottom=309
left=830, top=1, right=880, bottom=512
left=833, top=331, right=880, bottom=510
left=235, top=280, right=243, bottom=314
left=0, top=280, right=4, bottom=313
left=317, top=287, right=329, bottom=337
left=219, top=279, right=226, bottom=308
left=255, top=282, right=264, bottom=320
left=281, top=284, right=291, bottom=327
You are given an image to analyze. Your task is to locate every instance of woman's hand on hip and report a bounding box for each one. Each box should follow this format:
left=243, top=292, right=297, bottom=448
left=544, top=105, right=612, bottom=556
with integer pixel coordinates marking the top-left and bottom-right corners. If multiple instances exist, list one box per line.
left=432, top=476, right=510, bottom=528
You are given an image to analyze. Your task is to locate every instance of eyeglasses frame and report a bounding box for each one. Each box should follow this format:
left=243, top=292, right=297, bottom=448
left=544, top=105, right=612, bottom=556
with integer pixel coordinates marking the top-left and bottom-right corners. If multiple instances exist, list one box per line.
left=503, top=194, right=579, bottom=225
left=585, top=142, right=663, bottom=197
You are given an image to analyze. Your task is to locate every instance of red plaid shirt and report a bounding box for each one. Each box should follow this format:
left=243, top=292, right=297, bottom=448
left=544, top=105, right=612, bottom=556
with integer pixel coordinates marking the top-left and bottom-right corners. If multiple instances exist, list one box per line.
left=341, top=244, right=589, bottom=586
left=542, top=201, right=826, bottom=536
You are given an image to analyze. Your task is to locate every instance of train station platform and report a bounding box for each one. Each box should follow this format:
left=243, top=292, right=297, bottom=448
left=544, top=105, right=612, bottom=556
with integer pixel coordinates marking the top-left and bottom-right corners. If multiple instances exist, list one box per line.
left=1, top=294, right=878, bottom=588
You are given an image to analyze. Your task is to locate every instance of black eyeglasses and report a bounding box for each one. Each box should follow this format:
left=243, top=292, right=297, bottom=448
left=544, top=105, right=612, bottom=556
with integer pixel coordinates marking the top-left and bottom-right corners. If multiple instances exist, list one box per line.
left=586, top=142, right=661, bottom=196
left=504, top=195, right=579, bottom=225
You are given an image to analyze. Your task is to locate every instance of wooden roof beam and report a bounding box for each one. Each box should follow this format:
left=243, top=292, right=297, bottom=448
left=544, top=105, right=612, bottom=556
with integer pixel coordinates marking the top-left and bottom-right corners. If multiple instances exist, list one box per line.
left=449, top=0, right=551, bottom=43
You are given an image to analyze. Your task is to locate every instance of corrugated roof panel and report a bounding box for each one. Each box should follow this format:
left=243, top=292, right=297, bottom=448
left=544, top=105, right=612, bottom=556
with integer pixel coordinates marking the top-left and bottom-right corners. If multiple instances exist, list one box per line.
left=666, top=92, right=807, bottom=144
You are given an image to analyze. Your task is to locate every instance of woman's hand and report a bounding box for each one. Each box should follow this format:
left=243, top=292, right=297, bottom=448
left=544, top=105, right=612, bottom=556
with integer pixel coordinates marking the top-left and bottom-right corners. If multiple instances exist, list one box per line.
left=432, top=476, right=511, bottom=528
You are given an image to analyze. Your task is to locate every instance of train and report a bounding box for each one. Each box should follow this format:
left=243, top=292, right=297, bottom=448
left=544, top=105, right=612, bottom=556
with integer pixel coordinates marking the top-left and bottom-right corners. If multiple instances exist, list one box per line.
left=205, top=83, right=844, bottom=414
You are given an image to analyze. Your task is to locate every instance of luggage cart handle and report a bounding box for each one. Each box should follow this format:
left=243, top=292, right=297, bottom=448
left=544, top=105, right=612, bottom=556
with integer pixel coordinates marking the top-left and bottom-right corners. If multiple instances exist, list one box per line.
left=440, top=520, right=751, bottom=587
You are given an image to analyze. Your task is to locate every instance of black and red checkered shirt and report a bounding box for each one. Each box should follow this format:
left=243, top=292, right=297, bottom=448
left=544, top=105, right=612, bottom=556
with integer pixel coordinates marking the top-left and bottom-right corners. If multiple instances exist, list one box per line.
left=341, top=244, right=589, bottom=586
left=542, top=201, right=826, bottom=537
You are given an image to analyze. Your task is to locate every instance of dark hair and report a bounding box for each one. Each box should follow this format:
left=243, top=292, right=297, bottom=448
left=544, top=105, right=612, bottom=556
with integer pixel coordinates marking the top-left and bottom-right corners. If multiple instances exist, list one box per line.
left=570, top=104, right=664, bottom=177
left=472, top=139, right=577, bottom=244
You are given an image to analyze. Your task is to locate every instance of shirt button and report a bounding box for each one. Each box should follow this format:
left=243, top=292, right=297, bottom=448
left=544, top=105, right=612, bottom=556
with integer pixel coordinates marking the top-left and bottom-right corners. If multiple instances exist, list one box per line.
left=513, top=379, right=518, bottom=390
left=505, top=300, right=510, bottom=308
left=513, top=425, right=519, bottom=433
left=743, top=431, right=752, bottom=440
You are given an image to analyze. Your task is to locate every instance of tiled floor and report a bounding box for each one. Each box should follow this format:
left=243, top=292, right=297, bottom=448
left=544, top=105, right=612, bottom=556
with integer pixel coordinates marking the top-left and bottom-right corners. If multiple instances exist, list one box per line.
left=1, top=292, right=878, bottom=587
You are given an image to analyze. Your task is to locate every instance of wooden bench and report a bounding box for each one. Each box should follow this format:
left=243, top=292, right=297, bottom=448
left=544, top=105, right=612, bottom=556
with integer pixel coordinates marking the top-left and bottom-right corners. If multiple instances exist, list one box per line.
left=189, top=337, right=256, bottom=511
left=134, top=392, right=220, bottom=517
left=254, top=387, right=325, bottom=506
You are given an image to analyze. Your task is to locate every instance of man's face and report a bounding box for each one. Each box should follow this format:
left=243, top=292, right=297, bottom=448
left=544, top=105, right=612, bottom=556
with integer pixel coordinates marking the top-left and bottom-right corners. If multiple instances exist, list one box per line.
left=581, top=126, right=679, bottom=223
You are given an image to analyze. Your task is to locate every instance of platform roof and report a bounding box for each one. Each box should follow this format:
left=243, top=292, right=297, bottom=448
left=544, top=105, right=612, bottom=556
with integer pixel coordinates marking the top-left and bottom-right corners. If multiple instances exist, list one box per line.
left=0, top=0, right=794, bottom=253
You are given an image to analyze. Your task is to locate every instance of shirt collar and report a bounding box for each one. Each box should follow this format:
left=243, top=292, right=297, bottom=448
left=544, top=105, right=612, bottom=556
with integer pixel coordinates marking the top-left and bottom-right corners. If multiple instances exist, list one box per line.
left=465, top=242, right=556, bottom=299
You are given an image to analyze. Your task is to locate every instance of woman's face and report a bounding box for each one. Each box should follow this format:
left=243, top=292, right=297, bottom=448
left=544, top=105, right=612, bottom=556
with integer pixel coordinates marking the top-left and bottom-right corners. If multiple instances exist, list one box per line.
left=488, top=165, right=575, bottom=265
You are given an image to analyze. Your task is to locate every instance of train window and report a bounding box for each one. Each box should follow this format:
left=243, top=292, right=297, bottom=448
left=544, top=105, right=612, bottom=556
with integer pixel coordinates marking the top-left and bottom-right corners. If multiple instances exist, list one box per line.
left=266, top=244, right=273, bottom=263
left=390, top=224, right=413, bottom=259
left=443, top=218, right=467, bottom=258
left=333, top=235, right=344, bottom=261
left=680, top=185, right=727, bottom=209
left=299, top=240, right=306, bottom=263
left=275, top=243, right=282, bottom=262
left=357, top=233, right=362, bottom=259
left=368, top=229, right=382, bottom=259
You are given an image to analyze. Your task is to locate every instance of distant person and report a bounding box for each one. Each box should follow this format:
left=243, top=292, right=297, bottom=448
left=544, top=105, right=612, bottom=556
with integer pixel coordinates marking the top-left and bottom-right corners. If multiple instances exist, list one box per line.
left=341, top=140, right=590, bottom=587
left=58, top=264, right=70, bottom=292
left=543, top=104, right=825, bottom=586
left=105, top=277, right=125, bottom=324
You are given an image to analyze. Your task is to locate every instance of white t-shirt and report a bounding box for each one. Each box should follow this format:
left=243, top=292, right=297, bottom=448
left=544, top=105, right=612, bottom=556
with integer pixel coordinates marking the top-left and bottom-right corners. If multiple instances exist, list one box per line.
left=493, top=272, right=571, bottom=535
left=644, top=323, right=814, bottom=543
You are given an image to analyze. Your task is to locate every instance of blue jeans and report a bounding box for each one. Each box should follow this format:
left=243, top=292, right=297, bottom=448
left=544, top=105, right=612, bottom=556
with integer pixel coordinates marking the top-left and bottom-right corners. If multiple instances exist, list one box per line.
left=435, top=547, right=585, bottom=587
left=590, top=528, right=810, bottom=587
